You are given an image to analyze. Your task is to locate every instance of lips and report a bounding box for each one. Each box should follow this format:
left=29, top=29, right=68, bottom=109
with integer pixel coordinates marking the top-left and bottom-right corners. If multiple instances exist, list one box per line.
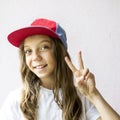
left=33, top=64, right=47, bottom=69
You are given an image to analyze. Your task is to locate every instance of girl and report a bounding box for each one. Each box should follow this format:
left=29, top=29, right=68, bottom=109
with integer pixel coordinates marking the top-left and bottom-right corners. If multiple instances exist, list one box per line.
left=0, top=18, right=119, bottom=120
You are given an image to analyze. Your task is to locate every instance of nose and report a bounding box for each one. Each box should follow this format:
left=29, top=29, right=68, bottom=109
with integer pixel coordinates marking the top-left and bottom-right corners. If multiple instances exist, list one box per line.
left=32, top=50, right=42, bottom=61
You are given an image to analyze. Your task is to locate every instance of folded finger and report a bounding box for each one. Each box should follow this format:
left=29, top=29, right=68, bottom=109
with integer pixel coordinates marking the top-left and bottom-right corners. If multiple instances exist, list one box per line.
left=82, top=68, right=89, bottom=78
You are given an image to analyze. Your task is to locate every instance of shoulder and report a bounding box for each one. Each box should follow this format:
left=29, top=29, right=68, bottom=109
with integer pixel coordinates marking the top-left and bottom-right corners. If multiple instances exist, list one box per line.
left=0, top=87, right=23, bottom=119
left=77, top=90, right=100, bottom=120
left=76, top=90, right=88, bottom=106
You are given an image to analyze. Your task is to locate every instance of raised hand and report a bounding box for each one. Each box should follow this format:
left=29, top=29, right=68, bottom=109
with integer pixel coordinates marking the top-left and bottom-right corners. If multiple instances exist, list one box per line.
left=65, top=51, right=96, bottom=97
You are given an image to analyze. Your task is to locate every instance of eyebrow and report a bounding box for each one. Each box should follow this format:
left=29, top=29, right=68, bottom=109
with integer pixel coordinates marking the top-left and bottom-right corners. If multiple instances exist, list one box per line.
left=24, top=39, right=52, bottom=48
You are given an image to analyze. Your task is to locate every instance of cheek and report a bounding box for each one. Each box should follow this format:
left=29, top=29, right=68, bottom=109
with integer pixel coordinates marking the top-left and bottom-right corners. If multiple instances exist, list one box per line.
left=49, top=54, right=57, bottom=67
left=47, top=52, right=56, bottom=62
left=25, top=57, right=31, bottom=67
left=43, top=52, right=56, bottom=66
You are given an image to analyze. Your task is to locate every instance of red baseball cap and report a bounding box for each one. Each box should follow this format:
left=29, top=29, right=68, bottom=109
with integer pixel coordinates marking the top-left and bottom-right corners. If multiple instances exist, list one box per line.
left=7, top=18, right=67, bottom=48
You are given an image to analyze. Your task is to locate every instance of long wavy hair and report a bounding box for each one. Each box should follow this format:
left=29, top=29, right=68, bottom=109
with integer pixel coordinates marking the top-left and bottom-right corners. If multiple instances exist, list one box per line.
left=19, top=36, right=82, bottom=120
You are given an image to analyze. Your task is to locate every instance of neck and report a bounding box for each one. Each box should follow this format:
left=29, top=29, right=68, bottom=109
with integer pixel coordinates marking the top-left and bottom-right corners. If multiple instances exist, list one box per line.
left=40, top=78, right=55, bottom=90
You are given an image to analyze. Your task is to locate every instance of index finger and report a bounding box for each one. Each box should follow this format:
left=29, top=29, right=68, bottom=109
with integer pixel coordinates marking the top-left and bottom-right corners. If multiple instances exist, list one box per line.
left=64, top=56, right=77, bottom=73
left=78, top=51, right=84, bottom=69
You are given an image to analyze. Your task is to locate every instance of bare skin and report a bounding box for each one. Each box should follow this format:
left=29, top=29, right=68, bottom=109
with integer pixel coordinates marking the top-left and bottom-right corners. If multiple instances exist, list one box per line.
left=65, top=51, right=120, bottom=120
left=24, top=35, right=56, bottom=89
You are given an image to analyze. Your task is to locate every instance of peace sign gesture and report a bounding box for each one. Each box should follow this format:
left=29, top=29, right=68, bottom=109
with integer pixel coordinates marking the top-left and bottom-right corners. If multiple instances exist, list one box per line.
left=65, top=51, right=96, bottom=98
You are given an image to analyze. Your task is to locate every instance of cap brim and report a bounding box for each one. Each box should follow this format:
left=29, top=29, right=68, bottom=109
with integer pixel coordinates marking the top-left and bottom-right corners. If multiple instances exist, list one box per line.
left=7, top=26, right=59, bottom=47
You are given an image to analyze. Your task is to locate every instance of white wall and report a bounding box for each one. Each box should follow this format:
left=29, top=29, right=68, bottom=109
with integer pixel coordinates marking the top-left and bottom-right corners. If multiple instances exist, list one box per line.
left=0, top=0, right=120, bottom=114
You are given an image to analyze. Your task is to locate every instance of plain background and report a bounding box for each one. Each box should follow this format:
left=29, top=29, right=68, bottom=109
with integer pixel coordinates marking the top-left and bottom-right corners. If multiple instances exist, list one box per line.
left=0, top=0, right=120, bottom=114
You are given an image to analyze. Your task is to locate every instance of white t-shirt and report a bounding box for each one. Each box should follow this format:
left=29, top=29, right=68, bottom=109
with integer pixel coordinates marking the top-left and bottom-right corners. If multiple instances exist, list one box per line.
left=0, top=87, right=100, bottom=120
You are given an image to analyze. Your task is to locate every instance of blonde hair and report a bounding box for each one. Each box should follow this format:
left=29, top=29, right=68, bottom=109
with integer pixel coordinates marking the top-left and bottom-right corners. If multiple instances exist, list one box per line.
left=19, top=37, right=82, bottom=120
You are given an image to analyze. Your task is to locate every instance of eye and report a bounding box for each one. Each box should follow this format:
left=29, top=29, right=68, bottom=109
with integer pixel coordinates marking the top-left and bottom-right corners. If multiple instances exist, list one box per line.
left=40, top=45, right=50, bottom=51
left=24, top=49, right=32, bottom=55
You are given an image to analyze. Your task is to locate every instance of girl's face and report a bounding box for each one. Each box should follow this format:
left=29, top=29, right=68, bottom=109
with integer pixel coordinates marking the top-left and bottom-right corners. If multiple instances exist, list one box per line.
left=24, top=35, right=56, bottom=85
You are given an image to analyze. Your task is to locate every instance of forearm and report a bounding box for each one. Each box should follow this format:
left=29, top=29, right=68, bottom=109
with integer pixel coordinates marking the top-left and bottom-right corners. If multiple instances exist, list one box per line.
left=87, top=89, right=120, bottom=120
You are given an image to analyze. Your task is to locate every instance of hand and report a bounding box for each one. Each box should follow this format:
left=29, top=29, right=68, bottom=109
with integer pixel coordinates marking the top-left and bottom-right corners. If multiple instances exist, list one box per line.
left=65, top=52, right=120, bottom=120
left=65, top=51, right=96, bottom=97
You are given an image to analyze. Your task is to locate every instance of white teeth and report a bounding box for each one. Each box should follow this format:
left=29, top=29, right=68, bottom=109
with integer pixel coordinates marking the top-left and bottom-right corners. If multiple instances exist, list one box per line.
left=36, top=66, right=40, bottom=69
left=35, top=65, right=46, bottom=69
left=36, top=66, right=43, bottom=69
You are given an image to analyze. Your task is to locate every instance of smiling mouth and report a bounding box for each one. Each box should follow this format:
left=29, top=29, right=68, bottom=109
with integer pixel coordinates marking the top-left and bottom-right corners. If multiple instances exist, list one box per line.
left=34, top=64, right=47, bottom=70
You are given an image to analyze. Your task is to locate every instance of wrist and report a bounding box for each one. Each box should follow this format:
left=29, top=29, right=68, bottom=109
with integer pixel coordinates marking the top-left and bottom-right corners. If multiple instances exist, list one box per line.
left=86, top=88, right=101, bottom=104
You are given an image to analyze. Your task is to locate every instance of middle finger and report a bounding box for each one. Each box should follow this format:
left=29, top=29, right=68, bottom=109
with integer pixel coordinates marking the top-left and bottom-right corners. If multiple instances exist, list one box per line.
left=78, top=51, right=84, bottom=70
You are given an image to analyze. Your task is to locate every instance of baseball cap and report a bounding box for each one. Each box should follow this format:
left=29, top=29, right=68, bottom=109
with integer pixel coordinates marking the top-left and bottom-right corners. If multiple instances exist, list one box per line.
left=7, top=18, right=67, bottom=48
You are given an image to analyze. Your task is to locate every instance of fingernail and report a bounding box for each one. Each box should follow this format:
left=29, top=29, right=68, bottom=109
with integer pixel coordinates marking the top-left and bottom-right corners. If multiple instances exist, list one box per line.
left=79, top=76, right=84, bottom=80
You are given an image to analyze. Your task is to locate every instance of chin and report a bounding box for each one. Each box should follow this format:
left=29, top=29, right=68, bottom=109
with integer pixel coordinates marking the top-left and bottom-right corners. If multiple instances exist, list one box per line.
left=36, top=73, right=49, bottom=79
